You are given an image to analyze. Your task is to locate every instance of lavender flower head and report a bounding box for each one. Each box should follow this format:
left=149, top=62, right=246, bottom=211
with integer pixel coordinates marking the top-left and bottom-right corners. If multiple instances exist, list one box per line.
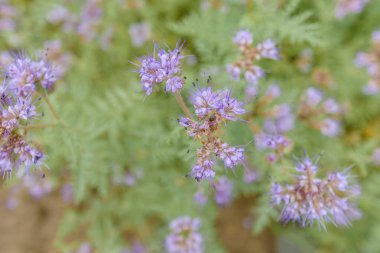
left=0, top=1, right=17, bottom=32
left=137, top=42, right=185, bottom=95
left=257, top=39, right=280, bottom=60
left=180, top=86, right=245, bottom=181
left=194, top=190, right=208, bottom=207
left=165, top=216, right=203, bottom=253
left=129, top=22, right=151, bottom=47
left=227, top=29, right=279, bottom=84
left=214, top=176, right=233, bottom=206
left=233, top=30, right=253, bottom=47
left=77, top=243, right=92, bottom=253
left=6, top=55, right=57, bottom=95
left=0, top=55, right=56, bottom=177
left=335, top=0, right=370, bottom=20
left=271, top=155, right=361, bottom=228
left=372, top=148, right=380, bottom=166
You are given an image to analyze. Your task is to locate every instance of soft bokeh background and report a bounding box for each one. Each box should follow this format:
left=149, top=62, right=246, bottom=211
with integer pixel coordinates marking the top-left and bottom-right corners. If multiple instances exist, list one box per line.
left=1, top=0, right=380, bottom=252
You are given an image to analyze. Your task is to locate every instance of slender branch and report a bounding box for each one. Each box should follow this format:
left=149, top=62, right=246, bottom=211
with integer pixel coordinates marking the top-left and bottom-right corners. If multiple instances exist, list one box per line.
left=41, top=92, right=59, bottom=121
left=21, top=123, right=58, bottom=130
left=174, top=91, right=193, bottom=120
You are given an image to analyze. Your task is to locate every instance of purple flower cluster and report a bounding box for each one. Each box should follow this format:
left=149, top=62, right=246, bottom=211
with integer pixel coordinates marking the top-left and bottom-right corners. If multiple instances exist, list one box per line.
left=298, top=87, right=343, bottom=137
left=77, top=243, right=92, bottom=253
left=244, top=84, right=295, bottom=161
left=271, top=155, right=361, bottom=228
left=355, top=30, right=380, bottom=95
left=227, top=29, right=280, bottom=86
left=77, top=0, right=103, bottom=42
left=129, top=22, right=151, bottom=47
left=335, top=0, right=370, bottom=20
left=194, top=190, right=208, bottom=207
left=0, top=55, right=57, bottom=176
left=214, top=176, right=233, bottom=206
left=372, top=148, right=380, bottom=166
left=165, top=216, right=203, bottom=253
left=6, top=172, right=53, bottom=210
left=0, top=1, right=17, bottom=32
left=46, top=5, right=76, bottom=33
left=179, top=87, right=245, bottom=181
left=137, top=42, right=185, bottom=95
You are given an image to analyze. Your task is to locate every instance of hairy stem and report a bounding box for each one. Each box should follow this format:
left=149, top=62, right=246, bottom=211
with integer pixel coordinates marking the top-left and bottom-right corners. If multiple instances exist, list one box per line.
left=174, top=91, right=193, bottom=120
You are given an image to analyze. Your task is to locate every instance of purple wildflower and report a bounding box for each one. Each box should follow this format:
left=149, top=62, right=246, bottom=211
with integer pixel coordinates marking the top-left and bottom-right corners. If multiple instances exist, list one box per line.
left=257, top=39, right=280, bottom=60
left=271, top=155, right=361, bottom=228
left=335, top=0, right=369, bottom=20
left=77, top=0, right=103, bottom=42
left=0, top=2, right=17, bottom=32
left=320, top=118, right=341, bottom=137
left=372, top=148, right=380, bottom=166
left=61, top=183, right=74, bottom=203
left=129, top=22, right=151, bottom=47
left=323, top=98, right=341, bottom=114
left=217, top=143, right=244, bottom=168
left=77, top=243, right=92, bottom=253
left=138, top=42, right=185, bottom=95
left=263, top=104, right=295, bottom=134
left=165, top=216, right=203, bottom=253
left=245, top=85, right=258, bottom=101
left=244, top=66, right=265, bottom=85
left=214, top=176, right=233, bottom=206
left=233, top=30, right=253, bottom=47
left=22, top=173, right=53, bottom=198
left=265, top=84, right=281, bottom=98
left=304, top=87, right=323, bottom=106
left=226, top=64, right=241, bottom=80
left=217, top=90, right=245, bottom=121
left=243, top=168, right=259, bottom=184
left=6, top=56, right=56, bottom=95
left=194, top=190, right=208, bottom=207
left=372, top=30, right=380, bottom=44
left=227, top=29, right=279, bottom=84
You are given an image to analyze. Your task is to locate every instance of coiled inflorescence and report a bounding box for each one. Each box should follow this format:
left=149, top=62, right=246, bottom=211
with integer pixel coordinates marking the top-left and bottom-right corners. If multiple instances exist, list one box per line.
left=179, top=87, right=245, bottom=181
left=271, top=155, right=361, bottom=228
left=165, top=216, right=203, bottom=253
left=0, top=55, right=57, bottom=177
left=137, top=42, right=185, bottom=95
left=226, top=29, right=280, bottom=85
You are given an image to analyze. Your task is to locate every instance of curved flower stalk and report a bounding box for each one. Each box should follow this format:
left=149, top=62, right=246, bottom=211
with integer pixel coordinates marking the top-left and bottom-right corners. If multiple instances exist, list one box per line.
left=0, top=54, right=58, bottom=177
left=271, top=154, right=361, bottom=228
left=355, top=30, right=380, bottom=95
left=226, top=29, right=280, bottom=85
left=165, top=216, right=203, bottom=253
left=179, top=86, right=245, bottom=181
left=297, top=87, right=344, bottom=137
